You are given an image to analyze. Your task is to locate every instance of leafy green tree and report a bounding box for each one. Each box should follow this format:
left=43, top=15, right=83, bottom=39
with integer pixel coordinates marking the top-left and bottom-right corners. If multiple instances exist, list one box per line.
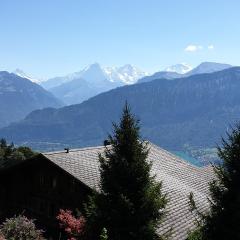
left=188, top=125, right=240, bottom=240
left=17, top=146, right=36, bottom=159
left=0, top=138, right=36, bottom=169
left=85, top=104, right=167, bottom=240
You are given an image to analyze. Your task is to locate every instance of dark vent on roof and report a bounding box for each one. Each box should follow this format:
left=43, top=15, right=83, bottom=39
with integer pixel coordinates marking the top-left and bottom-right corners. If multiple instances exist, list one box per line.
left=104, top=140, right=110, bottom=146
left=64, top=148, right=69, bottom=153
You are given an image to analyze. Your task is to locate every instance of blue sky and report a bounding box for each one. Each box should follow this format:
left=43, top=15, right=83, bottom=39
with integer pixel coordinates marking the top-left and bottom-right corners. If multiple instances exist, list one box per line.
left=0, top=0, right=239, bottom=79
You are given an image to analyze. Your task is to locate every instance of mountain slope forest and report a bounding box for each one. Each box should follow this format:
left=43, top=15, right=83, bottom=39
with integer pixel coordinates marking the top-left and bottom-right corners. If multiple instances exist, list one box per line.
left=0, top=71, right=62, bottom=128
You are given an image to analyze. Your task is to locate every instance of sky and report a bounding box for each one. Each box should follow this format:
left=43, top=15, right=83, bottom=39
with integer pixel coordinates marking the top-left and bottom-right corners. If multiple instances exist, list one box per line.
left=0, top=0, right=240, bottom=79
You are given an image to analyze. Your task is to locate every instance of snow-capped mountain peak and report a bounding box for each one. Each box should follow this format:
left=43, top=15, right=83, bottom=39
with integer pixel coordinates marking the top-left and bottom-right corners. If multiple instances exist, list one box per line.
left=57, top=63, right=147, bottom=85
left=13, top=69, right=40, bottom=83
left=164, top=63, right=192, bottom=74
left=103, top=64, right=149, bottom=84
left=79, top=62, right=103, bottom=74
left=41, top=63, right=148, bottom=91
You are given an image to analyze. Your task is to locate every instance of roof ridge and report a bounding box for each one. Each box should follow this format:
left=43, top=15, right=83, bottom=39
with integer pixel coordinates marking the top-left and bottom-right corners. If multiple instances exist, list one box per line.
left=43, top=142, right=207, bottom=169
left=43, top=145, right=105, bottom=155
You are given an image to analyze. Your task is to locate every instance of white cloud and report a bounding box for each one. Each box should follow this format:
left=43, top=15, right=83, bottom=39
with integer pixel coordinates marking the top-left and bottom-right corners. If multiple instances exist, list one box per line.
left=185, top=45, right=203, bottom=52
left=208, top=45, right=214, bottom=50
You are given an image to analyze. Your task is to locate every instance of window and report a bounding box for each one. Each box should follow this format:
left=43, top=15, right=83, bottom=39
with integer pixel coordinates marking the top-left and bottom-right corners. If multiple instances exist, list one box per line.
left=39, top=200, right=45, bottom=214
left=39, top=175, right=44, bottom=186
left=49, top=203, right=55, bottom=217
left=52, top=177, right=57, bottom=188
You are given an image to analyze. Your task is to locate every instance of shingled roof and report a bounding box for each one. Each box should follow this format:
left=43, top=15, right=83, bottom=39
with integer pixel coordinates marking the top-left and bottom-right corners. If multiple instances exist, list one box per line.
left=43, top=143, right=214, bottom=240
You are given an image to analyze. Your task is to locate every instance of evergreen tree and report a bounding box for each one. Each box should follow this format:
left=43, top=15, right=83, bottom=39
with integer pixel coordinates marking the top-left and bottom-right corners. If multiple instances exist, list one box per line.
left=85, top=103, right=167, bottom=240
left=188, top=125, right=240, bottom=240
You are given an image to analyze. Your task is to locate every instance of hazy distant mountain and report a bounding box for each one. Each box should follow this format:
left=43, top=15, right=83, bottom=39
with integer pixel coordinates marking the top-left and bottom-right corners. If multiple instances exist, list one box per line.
left=2, top=67, right=240, bottom=155
left=138, top=71, right=182, bottom=83
left=42, top=63, right=148, bottom=105
left=0, top=71, right=62, bottom=127
left=138, top=62, right=233, bottom=83
left=49, top=63, right=122, bottom=105
left=164, top=63, right=192, bottom=74
left=185, top=62, right=232, bottom=76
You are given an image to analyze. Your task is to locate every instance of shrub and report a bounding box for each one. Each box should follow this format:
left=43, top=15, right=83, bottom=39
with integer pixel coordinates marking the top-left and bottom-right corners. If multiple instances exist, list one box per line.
left=100, top=228, right=108, bottom=240
left=0, top=215, right=44, bottom=240
left=57, top=209, right=86, bottom=240
left=0, top=234, right=5, bottom=240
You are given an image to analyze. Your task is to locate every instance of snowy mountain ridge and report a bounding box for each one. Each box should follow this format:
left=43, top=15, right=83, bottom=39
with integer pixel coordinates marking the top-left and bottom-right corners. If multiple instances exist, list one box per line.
left=13, top=69, right=41, bottom=83
left=164, top=63, right=193, bottom=74
left=103, top=64, right=149, bottom=84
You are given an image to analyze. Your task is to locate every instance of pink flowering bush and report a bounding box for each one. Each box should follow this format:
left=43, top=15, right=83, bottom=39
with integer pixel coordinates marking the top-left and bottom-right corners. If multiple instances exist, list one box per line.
left=0, top=215, right=44, bottom=240
left=56, top=209, right=86, bottom=240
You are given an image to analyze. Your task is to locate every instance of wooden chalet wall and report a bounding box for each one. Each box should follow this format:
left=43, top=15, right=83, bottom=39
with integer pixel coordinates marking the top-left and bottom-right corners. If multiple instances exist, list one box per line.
left=0, top=154, right=92, bottom=238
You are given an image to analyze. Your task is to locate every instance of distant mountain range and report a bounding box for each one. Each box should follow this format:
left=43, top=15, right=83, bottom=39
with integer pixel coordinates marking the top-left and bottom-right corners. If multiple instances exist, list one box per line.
left=138, top=62, right=232, bottom=83
left=40, top=62, right=232, bottom=105
left=40, top=63, right=148, bottom=105
left=12, top=62, right=233, bottom=106
left=0, top=71, right=62, bottom=128
left=1, top=67, right=240, bottom=161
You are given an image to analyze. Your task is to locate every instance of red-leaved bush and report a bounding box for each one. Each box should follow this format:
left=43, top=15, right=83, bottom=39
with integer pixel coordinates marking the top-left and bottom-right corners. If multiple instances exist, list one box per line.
left=56, top=209, right=85, bottom=240
left=0, top=234, right=5, bottom=240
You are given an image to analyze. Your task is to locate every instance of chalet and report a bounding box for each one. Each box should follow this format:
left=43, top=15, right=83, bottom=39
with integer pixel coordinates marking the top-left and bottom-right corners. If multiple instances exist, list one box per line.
left=0, top=143, right=214, bottom=240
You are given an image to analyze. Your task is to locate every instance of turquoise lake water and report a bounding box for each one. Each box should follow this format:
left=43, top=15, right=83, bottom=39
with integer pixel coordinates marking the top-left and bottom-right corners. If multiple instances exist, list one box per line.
left=172, top=151, right=203, bottom=167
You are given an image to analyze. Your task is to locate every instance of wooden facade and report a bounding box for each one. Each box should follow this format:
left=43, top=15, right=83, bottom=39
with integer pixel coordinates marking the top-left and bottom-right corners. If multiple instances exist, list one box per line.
left=0, top=155, right=92, bottom=238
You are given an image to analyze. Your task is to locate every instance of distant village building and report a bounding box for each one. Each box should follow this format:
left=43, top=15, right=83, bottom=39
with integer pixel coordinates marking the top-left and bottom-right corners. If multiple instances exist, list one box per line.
left=0, top=143, right=214, bottom=240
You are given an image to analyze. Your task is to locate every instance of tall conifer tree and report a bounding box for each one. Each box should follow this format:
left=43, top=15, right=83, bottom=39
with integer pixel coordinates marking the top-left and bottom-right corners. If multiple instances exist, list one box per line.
left=85, top=103, right=167, bottom=240
left=188, top=125, right=240, bottom=240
